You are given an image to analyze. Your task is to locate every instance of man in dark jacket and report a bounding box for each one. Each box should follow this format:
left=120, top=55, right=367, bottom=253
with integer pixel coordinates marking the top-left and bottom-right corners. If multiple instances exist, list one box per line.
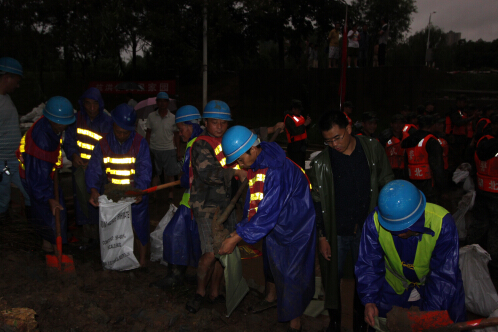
left=309, top=110, right=394, bottom=332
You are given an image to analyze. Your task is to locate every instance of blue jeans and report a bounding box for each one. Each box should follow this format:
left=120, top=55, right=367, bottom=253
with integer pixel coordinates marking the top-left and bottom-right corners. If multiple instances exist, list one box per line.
left=0, top=159, right=30, bottom=213
left=337, top=230, right=362, bottom=280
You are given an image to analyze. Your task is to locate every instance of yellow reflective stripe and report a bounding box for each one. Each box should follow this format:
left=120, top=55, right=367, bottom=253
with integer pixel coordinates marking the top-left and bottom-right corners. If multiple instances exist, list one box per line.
left=81, top=153, right=92, bottom=159
left=250, top=192, right=264, bottom=201
left=214, top=144, right=223, bottom=155
left=77, top=141, right=95, bottom=151
left=103, top=157, right=136, bottom=164
left=19, top=134, right=26, bottom=153
left=111, top=178, right=130, bottom=185
left=77, top=128, right=102, bottom=141
left=233, top=164, right=240, bottom=169
left=105, top=168, right=135, bottom=176
left=248, top=174, right=266, bottom=186
left=220, top=158, right=226, bottom=167
left=55, top=138, right=62, bottom=167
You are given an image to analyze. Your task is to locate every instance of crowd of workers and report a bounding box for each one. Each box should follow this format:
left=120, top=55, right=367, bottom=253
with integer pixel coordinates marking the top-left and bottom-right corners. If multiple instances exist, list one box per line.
left=2, top=55, right=495, bottom=332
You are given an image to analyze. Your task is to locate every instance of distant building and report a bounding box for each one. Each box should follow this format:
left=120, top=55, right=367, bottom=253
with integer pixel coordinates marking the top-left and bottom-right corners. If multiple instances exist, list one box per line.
left=446, top=31, right=461, bottom=46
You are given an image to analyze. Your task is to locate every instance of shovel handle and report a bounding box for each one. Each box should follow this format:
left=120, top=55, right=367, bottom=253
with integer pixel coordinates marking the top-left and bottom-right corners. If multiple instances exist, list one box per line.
left=141, top=180, right=181, bottom=194
left=449, top=317, right=498, bottom=331
left=53, top=170, right=62, bottom=270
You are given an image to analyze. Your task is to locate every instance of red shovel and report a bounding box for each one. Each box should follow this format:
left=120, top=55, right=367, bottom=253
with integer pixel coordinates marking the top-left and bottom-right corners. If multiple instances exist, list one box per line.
left=45, top=171, right=75, bottom=273
left=125, top=179, right=181, bottom=197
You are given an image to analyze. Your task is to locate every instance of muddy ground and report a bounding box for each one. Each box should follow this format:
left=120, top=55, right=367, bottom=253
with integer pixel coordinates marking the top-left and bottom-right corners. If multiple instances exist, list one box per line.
left=0, top=172, right=329, bottom=332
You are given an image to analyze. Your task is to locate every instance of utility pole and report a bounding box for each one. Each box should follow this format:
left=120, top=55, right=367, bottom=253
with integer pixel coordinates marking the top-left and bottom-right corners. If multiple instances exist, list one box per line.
left=202, top=0, right=208, bottom=109
left=425, top=12, right=436, bottom=66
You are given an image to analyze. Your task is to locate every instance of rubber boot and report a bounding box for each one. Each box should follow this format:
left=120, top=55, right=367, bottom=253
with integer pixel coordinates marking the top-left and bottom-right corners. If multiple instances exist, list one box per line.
left=327, top=309, right=341, bottom=332
left=149, top=264, right=187, bottom=290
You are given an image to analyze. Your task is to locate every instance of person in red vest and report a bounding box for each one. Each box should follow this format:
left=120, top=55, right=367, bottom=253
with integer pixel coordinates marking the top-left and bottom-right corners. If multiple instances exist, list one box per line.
left=219, top=125, right=316, bottom=332
left=17, top=96, right=75, bottom=253
left=401, top=115, right=446, bottom=204
left=185, top=100, right=248, bottom=314
left=357, top=112, right=379, bottom=138
left=431, top=116, right=450, bottom=186
left=468, top=114, right=498, bottom=272
left=343, top=101, right=354, bottom=127
left=379, top=114, right=405, bottom=180
left=401, top=112, right=419, bottom=141
left=284, top=99, right=311, bottom=168
left=446, top=95, right=477, bottom=169
left=475, top=105, right=495, bottom=141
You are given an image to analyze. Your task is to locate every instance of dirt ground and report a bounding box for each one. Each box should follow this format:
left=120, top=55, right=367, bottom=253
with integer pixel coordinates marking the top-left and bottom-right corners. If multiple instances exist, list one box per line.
left=0, top=172, right=329, bottom=332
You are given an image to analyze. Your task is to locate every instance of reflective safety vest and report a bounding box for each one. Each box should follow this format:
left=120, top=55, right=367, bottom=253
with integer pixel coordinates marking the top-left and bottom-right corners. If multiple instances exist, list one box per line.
left=475, top=135, right=498, bottom=193
left=406, top=134, right=437, bottom=180
left=344, top=112, right=353, bottom=127
left=99, top=133, right=142, bottom=185
left=247, top=168, right=268, bottom=221
left=179, top=137, right=197, bottom=208
left=76, top=111, right=104, bottom=160
left=402, top=124, right=418, bottom=141
left=445, top=115, right=452, bottom=135
left=284, top=114, right=307, bottom=143
left=17, top=116, right=63, bottom=180
left=477, top=118, right=491, bottom=135
left=373, top=204, right=443, bottom=295
left=437, top=137, right=449, bottom=170
left=188, top=134, right=240, bottom=190
left=452, top=110, right=467, bottom=136
left=385, top=136, right=405, bottom=170
left=247, top=157, right=311, bottom=221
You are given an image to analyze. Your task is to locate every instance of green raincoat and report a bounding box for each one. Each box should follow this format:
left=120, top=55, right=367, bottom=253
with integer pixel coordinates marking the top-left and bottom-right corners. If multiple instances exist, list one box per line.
left=308, top=135, right=394, bottom=310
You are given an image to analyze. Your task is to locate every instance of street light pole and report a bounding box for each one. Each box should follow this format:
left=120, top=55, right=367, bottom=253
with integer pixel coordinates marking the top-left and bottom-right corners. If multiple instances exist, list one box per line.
left=426, top=12, right=436, bottom=50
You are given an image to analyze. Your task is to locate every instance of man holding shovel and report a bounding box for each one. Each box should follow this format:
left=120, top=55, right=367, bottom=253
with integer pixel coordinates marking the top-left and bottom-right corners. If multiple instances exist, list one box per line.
left=17, top=96, right=75, bottom=252
left=63, top=87, right=112, bottom=247
left=86, top=104, right=152, bottom=267
left=355, top=180, right=466, bottom=326
left=219, top=125, right=316, bottom=332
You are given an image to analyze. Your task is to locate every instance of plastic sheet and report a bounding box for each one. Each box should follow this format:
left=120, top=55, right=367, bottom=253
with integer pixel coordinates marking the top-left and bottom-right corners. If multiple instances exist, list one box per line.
left=459, top=244, right=498, bottom=317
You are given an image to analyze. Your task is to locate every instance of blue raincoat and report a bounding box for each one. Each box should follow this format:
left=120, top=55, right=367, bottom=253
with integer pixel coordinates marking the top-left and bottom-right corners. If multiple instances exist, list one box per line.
left=163, top=123, right=203, bottom=267
left=236, top=141, right=316, bottom=322
left=63, top=88, right=112, bottom=225
left=355, top=208, right=466, bottom=322
left=85, top=131, right=152, bottom=245
left=21, top=117, right=68, bottom=244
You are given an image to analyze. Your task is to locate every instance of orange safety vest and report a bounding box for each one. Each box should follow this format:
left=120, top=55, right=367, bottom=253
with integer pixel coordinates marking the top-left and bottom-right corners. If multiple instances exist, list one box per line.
left=99, top=133, right=142, bottom=185
left=445, top=116, right=452, bottom=135
left=385, top=136, right=405, bottom=170
left=76, top=111, right=104, bottom=160
left=477, top=118, right=491, bottom=133
left=188, top=135, right=240, bottom=189
left=402, top=124, right=418, bottom=141
left=467, top=120, right=474, bottom=139
left=17, top=116, right=63, bottom=180
left=475, top=135, right=498, bottom=193
left=437, top=137, right=449, bottom=170
left=344, top=112, right=353, bottom=127
left=284, top=114, right=307, bottom=143
left=452, top=111, right=467, bottom=136
left=406, top=134, right=437, bottom=180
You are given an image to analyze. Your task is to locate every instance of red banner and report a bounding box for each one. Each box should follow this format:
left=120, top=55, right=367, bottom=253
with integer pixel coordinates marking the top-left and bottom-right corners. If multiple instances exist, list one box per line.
left=88, top=80, right=176, bottom=95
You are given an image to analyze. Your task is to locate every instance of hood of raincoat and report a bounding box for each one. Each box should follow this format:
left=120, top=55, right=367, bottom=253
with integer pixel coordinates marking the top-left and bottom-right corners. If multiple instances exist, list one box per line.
left=250, top=141, right=285, bottom=171
left=78, top=87, right=105, bottom=116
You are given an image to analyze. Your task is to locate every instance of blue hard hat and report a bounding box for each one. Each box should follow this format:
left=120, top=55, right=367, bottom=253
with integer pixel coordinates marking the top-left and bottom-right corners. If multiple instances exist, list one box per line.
left=222, top=126, right=258, bottom=164
left=203, top=100, right=232, bottom=121
left=175, top=105, right=201, bottom=124
left=377, top=180, right=426, bottom=232
left=43, top=96, right=75, bottom=125
left=156, top=92, right=169, bottom=100
left=0, top=57, right=23, bottom=77
left=112, top=103, right=137, bottom=131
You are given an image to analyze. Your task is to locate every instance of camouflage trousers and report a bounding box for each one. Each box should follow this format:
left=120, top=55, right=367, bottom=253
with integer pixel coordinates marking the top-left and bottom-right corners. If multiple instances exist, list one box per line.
left=194, top=207, right=237, bottom=255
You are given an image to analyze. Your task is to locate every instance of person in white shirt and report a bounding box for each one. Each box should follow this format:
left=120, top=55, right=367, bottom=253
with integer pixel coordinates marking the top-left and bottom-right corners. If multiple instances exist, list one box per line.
left=347, top=24, right=360, bottom=68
